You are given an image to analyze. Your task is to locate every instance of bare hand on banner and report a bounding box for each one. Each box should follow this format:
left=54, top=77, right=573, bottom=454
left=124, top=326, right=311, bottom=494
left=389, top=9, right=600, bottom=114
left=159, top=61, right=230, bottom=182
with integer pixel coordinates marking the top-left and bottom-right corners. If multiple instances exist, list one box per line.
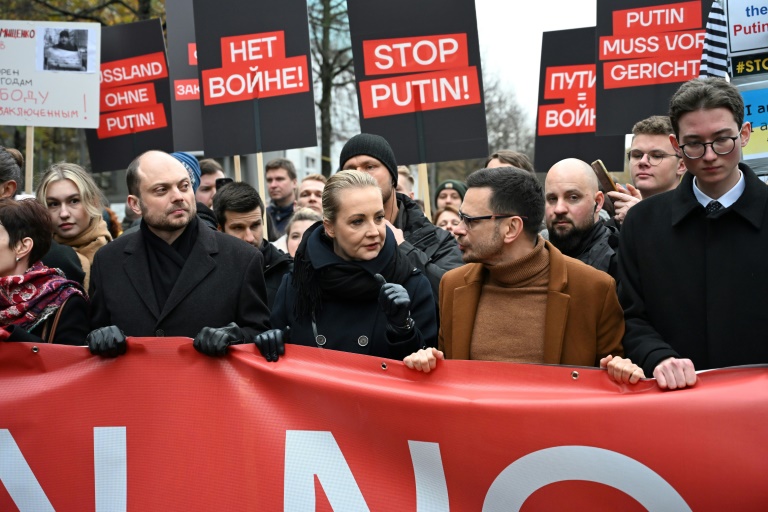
left=403, top=347, right=444, bottom=373
left=600, top=354, right=645, bottom=384
left=653, top=357, right=697, bottom=390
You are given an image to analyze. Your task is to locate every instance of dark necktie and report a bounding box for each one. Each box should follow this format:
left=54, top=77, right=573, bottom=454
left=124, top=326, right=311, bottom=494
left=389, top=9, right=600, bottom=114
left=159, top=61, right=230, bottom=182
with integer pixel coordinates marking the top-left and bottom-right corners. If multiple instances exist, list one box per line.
left=705, top=200, right=723, bottom=215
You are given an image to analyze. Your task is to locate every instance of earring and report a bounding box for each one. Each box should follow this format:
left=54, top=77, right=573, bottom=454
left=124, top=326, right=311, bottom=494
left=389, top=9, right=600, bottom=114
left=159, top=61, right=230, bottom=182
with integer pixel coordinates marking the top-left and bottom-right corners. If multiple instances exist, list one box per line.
left=15, top=257, right=20, bottom=262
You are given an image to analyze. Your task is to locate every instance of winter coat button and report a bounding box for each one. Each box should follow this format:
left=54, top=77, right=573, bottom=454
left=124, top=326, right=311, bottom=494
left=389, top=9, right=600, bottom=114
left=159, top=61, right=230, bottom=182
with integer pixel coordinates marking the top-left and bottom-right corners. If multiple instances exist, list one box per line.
left=358, top=335, right=369, bottom=347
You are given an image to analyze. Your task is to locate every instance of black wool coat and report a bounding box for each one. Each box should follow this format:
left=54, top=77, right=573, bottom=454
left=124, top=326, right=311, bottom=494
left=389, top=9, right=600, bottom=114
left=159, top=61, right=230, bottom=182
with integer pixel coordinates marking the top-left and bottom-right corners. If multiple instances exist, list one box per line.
left=618, top=163, right=768, bottom=376
left=90, top=220, right=270, bottom=339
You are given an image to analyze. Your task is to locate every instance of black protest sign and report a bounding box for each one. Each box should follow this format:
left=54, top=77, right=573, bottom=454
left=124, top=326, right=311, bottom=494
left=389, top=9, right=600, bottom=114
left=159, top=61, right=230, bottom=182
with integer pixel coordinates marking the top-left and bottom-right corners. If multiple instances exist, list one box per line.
left=347, top=0, right=487, bottom=165
left=535, top=27, right=625, bottom=174
left=595, top=0, right=709, bottom=136
left=192, top=0, right=316, bottom=157
left=166, top=0, right=204, bottom=152
left=85, top=19, right=174, bottom=172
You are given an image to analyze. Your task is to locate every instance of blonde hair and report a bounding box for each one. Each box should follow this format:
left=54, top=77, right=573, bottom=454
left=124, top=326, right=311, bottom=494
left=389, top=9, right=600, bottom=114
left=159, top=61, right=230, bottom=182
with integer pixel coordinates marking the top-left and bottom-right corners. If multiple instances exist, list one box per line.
left=286, top=207, right=322, bottom=235
left=36, top=162, right=103, bottom=220
left=322, top=170, right=380, bottom=223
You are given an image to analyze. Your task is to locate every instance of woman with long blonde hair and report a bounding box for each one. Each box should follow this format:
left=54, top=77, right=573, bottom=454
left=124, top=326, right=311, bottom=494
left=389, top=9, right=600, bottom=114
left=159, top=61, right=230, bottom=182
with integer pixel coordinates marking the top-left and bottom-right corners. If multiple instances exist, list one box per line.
left=36, top=163, right=112, bottom=291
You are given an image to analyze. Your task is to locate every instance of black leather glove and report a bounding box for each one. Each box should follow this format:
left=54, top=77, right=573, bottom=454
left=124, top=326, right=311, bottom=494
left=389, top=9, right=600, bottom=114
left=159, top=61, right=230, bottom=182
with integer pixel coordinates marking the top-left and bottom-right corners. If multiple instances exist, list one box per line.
left=193, top=322, right=245, bottom=357
left=253, top=327, right=288, bottom=362
left=87, top=326, right=127, bottom=358
left=375, top=274, right=412, bottom=329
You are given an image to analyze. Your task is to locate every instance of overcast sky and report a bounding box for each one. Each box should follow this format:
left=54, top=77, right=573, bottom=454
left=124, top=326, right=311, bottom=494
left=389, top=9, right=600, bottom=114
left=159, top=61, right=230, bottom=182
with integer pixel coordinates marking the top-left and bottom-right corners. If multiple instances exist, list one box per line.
left=475, top=0, right=598, bottom=127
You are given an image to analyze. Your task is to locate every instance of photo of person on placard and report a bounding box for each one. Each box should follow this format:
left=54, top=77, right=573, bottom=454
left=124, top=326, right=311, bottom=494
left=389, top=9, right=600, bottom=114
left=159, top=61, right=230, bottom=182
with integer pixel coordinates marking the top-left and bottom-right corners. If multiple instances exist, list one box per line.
left=43, top=28, right=87, bottom=71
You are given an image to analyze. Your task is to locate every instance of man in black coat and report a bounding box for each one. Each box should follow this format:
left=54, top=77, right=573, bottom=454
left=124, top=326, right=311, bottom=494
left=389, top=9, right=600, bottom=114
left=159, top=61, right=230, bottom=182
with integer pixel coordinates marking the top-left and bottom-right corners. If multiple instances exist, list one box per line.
left=212, top=181, right=292, bottom=309
left=619, top=77, right=767, bottom=390
left=88, top=150, right=270, bottom=356
left=545, top=158, right=618, bottom=280
left=339, top=133, right=464, bottom=300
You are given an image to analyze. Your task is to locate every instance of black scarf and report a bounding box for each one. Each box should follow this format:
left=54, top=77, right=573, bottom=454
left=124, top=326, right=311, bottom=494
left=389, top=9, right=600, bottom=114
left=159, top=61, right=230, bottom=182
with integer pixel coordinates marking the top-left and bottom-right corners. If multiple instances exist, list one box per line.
left=141, top=217, right=199, bottom=312
left=292, top=221, right=412, bottom=318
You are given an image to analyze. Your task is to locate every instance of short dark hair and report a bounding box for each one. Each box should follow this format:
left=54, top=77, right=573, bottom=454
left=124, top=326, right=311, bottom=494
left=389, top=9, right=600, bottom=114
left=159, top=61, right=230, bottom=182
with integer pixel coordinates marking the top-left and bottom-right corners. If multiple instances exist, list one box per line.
left=265, top=158, right=297, bottom=180
left=669, top=77, right=744, bottom=137
left=126, top=152, right=144, bottom=197
left=0, top=198, right=53, bottom=265
left=199, top=158, right=224, bottom=177
left=0, top=147, right=23, bottom=190
left=485, top=150, right=535, bottom=173
left=212, top=181, right=264, bottom=228
left=465, top=166, right=544, bottom=240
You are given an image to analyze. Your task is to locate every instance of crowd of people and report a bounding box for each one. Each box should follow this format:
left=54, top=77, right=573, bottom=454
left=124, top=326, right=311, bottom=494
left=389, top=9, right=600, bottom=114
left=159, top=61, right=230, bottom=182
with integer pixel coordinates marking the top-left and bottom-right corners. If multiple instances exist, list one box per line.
left=2, top=76, right=764, bottom=391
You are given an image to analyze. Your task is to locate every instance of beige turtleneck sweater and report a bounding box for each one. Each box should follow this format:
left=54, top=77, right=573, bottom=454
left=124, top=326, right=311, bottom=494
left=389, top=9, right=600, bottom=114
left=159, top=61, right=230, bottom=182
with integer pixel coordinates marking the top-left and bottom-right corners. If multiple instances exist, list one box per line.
left=469, top=240, right=550, bottom=363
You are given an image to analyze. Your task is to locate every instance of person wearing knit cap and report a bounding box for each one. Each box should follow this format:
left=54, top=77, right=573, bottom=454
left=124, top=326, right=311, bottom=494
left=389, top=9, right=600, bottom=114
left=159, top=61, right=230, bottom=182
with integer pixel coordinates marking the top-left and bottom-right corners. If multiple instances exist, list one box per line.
left=170, top=152, right=201, bottom=194
left=403, top=166, right=643, bottom=387
left=170, top=152, right=217, bottom=230
left=435, top=179, right=467, bottom=210
left=339, top=133, right=463, bottom=300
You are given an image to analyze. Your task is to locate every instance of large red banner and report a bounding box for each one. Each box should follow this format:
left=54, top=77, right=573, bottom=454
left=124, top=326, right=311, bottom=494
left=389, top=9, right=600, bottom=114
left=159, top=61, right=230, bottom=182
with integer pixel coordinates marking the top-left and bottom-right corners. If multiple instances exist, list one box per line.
left=1, top=339, right=766, bottom=511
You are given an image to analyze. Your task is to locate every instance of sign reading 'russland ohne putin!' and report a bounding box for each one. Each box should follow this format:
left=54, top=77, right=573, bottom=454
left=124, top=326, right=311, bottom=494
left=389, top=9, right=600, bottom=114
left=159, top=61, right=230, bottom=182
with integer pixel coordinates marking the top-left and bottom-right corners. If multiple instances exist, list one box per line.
left=200, top=31, right=309, bottom=106
left=357, top=33, right=481, bottom=118
left=96, top=51, right=168, bottom=139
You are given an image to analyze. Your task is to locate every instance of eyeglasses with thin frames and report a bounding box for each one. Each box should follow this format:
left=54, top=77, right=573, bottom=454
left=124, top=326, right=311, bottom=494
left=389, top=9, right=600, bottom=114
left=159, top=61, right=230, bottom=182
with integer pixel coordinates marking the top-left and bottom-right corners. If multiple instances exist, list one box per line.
left=457, top=210, right=527, bottom=230
left=626, top=150, right=679, bottom=166
left=677, top=136, right=738, bottom=159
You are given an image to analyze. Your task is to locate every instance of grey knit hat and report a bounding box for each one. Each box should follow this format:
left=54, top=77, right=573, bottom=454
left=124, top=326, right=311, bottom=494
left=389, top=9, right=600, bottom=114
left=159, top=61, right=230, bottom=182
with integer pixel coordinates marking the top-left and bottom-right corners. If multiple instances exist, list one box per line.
left=339, top=133, right=398, bottom=186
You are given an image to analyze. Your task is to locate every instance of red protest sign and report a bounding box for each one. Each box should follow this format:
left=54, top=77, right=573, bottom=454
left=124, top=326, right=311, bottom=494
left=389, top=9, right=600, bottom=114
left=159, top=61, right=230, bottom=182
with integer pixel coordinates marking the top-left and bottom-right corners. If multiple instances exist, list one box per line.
left=200, top=31, right=308, bottom=106
left=96, top=103, right=167, bottom=139
left=86, top=20, right=174, bottom=171
left=359, top=66, right=480, bottom=118
left=201, top=55, right=308, bottom=105
left=538, top=64, right=596, bottom=136
left=602, top=54, right=702, bottom=89
left=99, top=82, right=157, bottom=112
left=174, top=78, right=200, bottom=101
left=612, top=1, right=701, bottom=36
left=357, top=33, right=480, bottom=120
left=99, top=51, right=168, bottom=89
left=187, top=43, right=197, bottom=66
left=220, top=31, right=286, bottom=67
left=595, top=0, right=709, bottom=135
left=362, top=33, right=469, bottom=76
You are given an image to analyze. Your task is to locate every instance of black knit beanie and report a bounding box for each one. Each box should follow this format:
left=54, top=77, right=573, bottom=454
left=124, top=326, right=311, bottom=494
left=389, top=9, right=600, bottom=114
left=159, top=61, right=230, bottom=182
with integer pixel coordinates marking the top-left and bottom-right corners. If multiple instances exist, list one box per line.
left=339, top=133, right=398, bottom=186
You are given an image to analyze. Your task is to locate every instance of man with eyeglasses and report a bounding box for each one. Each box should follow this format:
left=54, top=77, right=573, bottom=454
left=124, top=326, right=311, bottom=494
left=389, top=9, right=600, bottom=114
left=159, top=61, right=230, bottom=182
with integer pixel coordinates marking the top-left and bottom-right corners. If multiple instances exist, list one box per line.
left=607, top=116, right=686, bottom=224
left=619, top=77, right=768, bottom=390
left=545, top=158, right=618, bottom=279
left=403, top=166, right=642, bottom=384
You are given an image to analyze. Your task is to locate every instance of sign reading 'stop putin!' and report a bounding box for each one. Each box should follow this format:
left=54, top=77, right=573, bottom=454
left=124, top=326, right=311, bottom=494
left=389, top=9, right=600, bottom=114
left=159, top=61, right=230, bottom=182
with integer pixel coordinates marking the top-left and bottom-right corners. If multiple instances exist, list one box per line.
left=347, top=0, right=488, bottom=165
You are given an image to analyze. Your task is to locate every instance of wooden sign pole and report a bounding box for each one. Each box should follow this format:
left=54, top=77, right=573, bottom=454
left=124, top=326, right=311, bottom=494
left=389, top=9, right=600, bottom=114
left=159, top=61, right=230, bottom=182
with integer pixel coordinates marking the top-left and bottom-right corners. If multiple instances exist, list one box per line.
left=233, top=155, right=242, bottom=182
left=24, top=126, right=34, bottom=194
left=418, top=162, right=431, bottom=220
left=256, top=152, right=268, bottom=241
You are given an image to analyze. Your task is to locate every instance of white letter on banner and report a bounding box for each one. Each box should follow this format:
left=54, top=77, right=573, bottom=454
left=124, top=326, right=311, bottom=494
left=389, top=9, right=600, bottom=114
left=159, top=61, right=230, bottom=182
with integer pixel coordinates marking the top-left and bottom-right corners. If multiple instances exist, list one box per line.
left=409, top=441, right=449, bottom=512
left=0, top=430, right=54, bottom=511
left=284, top=430, right=370, bottom=512
left=94, top=427, right=126, bottom=512
left=482, top=446, right=691, bottom=512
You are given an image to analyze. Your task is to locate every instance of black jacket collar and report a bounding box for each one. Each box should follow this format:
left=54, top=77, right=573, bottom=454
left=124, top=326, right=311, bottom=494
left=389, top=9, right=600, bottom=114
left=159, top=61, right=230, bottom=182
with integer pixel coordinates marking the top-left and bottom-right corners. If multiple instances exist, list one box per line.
left=670, top=163, right=767, bottom=229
